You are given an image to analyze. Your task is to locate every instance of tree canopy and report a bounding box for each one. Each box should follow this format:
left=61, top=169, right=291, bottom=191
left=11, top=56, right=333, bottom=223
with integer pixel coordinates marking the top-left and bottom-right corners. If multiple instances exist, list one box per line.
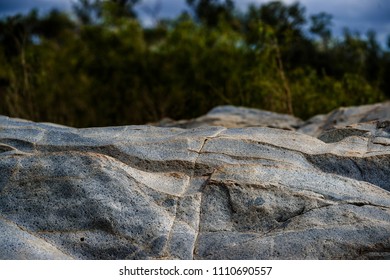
left=0, top=0, right=388, bottom=127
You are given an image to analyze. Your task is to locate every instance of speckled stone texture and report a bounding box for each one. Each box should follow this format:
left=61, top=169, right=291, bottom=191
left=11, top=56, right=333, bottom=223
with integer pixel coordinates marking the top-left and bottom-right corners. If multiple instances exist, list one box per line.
left=1, top=103, right=390, bottom=260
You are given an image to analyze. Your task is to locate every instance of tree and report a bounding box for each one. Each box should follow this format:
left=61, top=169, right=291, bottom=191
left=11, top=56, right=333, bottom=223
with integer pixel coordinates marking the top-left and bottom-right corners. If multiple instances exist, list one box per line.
left=186, top=0, right=235, bottom=27
left=243, top=1, right=314, bottom=70
left=72, top=0, right=101, bottom=24
left=310, top=12, right=332, bottom=49
left=103, top=0, right=141, bottom=19
left=0, top=0, right=387, bottom=126
left=257, top=1, right=306, bottom=39
left=72, top=0, right=141, bottom=24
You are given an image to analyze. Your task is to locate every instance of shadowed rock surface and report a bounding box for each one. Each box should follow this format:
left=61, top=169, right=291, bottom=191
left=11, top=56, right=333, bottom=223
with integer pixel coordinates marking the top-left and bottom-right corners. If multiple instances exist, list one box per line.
left=1, top=103, right=390, bottom=260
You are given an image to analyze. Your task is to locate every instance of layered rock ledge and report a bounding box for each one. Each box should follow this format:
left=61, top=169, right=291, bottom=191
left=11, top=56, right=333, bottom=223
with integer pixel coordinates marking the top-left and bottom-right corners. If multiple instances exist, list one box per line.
left=1, top=104, right=390, bottom=259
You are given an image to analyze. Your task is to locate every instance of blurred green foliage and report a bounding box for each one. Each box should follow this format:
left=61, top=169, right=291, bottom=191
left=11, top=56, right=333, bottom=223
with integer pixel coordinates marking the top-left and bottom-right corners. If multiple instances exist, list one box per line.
left=0, top=0, right=389, bottom=127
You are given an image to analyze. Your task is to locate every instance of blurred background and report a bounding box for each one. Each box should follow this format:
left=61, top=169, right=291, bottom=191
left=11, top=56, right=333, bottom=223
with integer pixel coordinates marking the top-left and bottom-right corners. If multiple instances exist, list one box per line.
left=0, top=0, right=389, bottom=127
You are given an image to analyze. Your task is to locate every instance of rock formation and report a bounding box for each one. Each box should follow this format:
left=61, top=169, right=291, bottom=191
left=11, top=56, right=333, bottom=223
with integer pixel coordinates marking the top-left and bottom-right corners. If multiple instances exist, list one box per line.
left=153, top=105, right=303, bottom=131
left=298, top=101, right=390, bottom=136
left=1, top=102, right=390, bottom=260
left=155, top=102, right=390, bottom=137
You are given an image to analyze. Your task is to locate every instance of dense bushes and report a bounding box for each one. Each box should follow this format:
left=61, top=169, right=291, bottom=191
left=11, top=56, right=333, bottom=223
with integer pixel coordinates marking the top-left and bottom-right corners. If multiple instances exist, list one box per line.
left=0, top=0, right=389, bottom=127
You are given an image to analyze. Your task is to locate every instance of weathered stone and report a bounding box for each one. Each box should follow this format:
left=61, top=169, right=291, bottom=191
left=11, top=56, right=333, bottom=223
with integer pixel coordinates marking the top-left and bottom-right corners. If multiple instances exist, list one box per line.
left=154, top=102, right=390, bottom=139
left=1, top=111, right=390, bottom=260
left=153, top=105, right=304, bottom=131
left=298, top=101, right=390, bottom=136
left=0, top=217, right=72, bottom=260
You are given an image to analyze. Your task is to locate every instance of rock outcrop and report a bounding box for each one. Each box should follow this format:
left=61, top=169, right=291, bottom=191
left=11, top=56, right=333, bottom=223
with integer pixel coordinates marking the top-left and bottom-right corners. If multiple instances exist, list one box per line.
left=154, top=105, right=304, bottom=131
left=299, top=101, right=390, bottom=137
left=155, top=102, right=390, bottom=138
left=1, top=103, right=390, bottom=260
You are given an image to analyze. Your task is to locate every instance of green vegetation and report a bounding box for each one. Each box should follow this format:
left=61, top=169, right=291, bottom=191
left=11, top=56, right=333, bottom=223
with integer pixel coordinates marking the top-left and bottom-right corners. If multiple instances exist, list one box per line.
left=0, top=0, right=389, bottom=127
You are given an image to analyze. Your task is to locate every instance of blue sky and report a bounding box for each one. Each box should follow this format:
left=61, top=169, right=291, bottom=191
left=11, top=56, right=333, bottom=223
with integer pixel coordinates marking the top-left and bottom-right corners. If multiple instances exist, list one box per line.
left=0, top=0, right=389, bottom=45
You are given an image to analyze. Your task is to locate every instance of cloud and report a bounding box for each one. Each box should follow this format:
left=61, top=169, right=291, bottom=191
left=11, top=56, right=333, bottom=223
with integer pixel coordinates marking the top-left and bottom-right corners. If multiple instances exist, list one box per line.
left=1, top=0, right=389, bottom=44
left=236, top=0, right=390, bottom=45
left=136, top=0, right=188, bottom=24
left=299, top=0, right=390, bottom=43
left=0, top=0, right=72, bottom=16
left=137, top=0, right=390, bottom=45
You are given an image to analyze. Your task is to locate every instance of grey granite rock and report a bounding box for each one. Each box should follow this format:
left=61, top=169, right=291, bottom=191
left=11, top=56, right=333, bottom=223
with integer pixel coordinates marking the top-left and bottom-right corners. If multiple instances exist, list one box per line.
left=153, top=105, right=304, bottom=131
left=154, top=102, right=390, bottom=140
left=298, top=101, right=390, bottom=136
left=0, top=217, right=72, bottom=259
left=1, top=112, right=390, bottom=260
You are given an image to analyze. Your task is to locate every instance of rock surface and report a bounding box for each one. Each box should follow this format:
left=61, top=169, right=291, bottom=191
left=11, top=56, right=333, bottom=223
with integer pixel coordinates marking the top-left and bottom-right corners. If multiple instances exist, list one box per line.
left=154, top=105, right=304, bottom=131
left=298, top=101, right=390, bottom=136
left=155, top=102, right=390, bottom=138
left=1, top=103, right=390, bottom=260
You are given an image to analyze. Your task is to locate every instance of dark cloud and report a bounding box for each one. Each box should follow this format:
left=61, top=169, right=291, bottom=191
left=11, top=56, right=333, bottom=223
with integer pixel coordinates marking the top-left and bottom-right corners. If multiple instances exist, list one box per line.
left=303, top=0, right=390, bottom=45
left=1, top=0, right=389, bottom=44
left=241, top=0, right=390, bottom=46
left=362, top=0, right=390, bottom=23
left=0, top=0, right=71, bottom=16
